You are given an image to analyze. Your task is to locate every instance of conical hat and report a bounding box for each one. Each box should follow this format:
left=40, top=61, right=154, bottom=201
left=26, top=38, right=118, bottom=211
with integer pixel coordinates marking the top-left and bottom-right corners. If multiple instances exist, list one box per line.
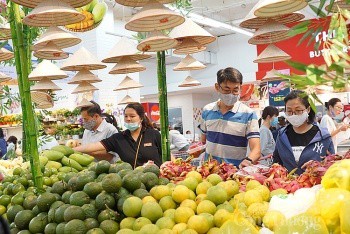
left=71, top=81, right=99, bottom=94
left=31, top=91, right=54, bottom=109
left=118, top=95, right=135, bottom=105
left=11, top=0, right=93, bottom=9
left=0, top=16, right=11, bottom=40
left=326, top=0, right=350, bottom=12
left=61, top=47, right=107, bottom=71
left=0, top=48, right=14, bottom=62
left=262, top=69, right=285, bottom=81
left=31, top=78, right=62, bottom=91
left=178, top=76, right=201, bottom=87
left=248, top=20, right=290, bottom=45
left=33, top=41, right=69, bottom=60
left=109, top=57, right=146, bottom=74
left=254, top=0, right=308, bottom=17
left=169, top=18, right=216, bottom=45
left=102, top=37, right=151, bottom=63
left=0, top=71, right=12, bottom=83
left=113, top=76, right=143, bottom=91
left=254, top=44, right=291, bottom=63
left=115, top=0, right=175, bottom=7
left=76, top=98, right=94, bottom=108
left=33, top=26, right=81, bottom=50
left=173, top=55, right=206, bottom=71
left=240, top=1, right=304, bottom=29
left=23, top=0, right=85, bottom=27
left=125, top=1, right=185, bottom=32
left=29, top=60, right=68, bottom=81
left=137, top=31, right=178, bottom=52
left=173, top=38, right=206, bottom=55
left=68, top=69, right=102, bottom=84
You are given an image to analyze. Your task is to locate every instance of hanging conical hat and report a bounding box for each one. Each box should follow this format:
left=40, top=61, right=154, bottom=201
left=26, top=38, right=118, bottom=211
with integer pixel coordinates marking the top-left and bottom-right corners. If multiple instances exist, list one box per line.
left=23, top=0, right=85, bottom=27
left=76, top=98, right=94, bottom=108
left=102, top=37, right=151, bottom=63
left=113, top=76, right=143, bottom=91
left=169, top=18, right=216, bottom=45
left=118, top=95, right=135, bottom=105
left=33, top=26, right=81, bottom=50
left=0, top=48, right=14, bottom=62
left=248, top=20, right=290, bottom=45
left=71, top=81, right=99, bottom=94
left=125, top=1, right=185, bottom=32
left=137, top=31, right=178, bottom=52
left=173, top=38, right=207, bottom=55
left=31, top=91, right=54, bottom=109
left=31, top=78, right=62, bottom=91
left=61, top=47, right=107, bottom=71
left=254, top=0, right=308, bottom=17
left=173, top=55, right=206, bottom=71
left=0, top=71, right=12, bottom=83
left=254, top=44, right=291, bottom=63
left=33, top=41, right=69, bottom=60
left=262, top=69, right=285, bottom=81
left=0, top=16, right=11, bottom=40
left=11, top=0, right=93, bottom=9
left=68, top=69, right=102, bottom=84
left=178, top=76, right=201, bottom=87
left=240, top=1, right=304, bottom=30
left=29, top=60, right=68, bottom=81
left=115, top=0, right=175, bottom=7
left=326, top=0, right=350, bottom=12
left=109, top=57, right=146, bottom=74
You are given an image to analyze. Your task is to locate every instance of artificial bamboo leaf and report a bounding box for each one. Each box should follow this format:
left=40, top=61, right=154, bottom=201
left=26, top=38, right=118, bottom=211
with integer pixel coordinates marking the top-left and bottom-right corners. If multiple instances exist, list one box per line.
left=330, top=48, right=340, bottom=63
left=308, top=97, right=317, bottom=112
left=326, top=0, right=336, bottom=14
left=298, top=29, right=314, bottom=46
left=285, top=60, right=308, bottom=72
left=309, top=4, right=327, bottom=17
left=288, top=26, right=309, bottom=37
left=311, top=92, right=323, bottom=104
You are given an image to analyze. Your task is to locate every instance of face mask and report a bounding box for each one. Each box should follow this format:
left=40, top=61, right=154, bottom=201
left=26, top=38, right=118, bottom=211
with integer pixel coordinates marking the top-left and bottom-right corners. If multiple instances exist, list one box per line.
left=330, top=108, right=337, bottom=118
left=271, top=117, right=278, bottom=127
left=83, top=119, right=97, bottom=131
left=218, top=92, right=239, bottom=106
left=124, top=122, right=140, bottom=131
left=285, top=111, right=308, bottom=127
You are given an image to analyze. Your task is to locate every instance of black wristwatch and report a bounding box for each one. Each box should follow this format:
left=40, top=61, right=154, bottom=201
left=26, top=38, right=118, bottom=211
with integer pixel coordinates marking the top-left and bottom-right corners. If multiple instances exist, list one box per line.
left=244, top=157, right=253, bottom=163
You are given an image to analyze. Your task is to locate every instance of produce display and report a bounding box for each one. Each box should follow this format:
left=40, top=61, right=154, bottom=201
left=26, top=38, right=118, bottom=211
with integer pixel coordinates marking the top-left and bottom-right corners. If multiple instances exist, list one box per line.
left=0, top=146, right=349, bottom=233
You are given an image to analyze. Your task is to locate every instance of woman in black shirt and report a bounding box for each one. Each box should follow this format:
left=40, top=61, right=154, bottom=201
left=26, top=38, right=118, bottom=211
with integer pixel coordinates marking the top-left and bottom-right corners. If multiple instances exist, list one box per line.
left=74, top=103, right=162, bottom=167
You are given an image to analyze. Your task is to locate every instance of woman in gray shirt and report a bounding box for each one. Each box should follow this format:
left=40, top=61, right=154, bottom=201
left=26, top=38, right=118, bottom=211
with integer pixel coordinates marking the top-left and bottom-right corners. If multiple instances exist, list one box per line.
left=259, top=106, right=279, bottom=165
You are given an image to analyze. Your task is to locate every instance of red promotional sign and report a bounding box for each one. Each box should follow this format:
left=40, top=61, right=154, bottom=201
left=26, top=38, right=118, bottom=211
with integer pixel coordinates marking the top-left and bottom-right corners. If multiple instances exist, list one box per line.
left=141, top=102, right=160, bottom=123
left=256, top=18, right=336, bottom=80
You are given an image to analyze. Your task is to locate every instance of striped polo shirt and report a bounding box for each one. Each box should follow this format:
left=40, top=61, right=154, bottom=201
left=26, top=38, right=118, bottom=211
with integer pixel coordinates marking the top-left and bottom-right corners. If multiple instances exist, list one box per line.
left=199, top=101, right=260, bottom=165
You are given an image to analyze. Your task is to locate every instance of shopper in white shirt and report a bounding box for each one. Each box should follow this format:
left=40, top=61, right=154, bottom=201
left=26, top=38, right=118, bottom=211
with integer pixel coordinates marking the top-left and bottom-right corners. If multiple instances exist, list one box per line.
left=169, top=126, right=190, bottom=152
left=320, top=98, right=349, bottom=152
left=39, top=125, right=59, bottom=151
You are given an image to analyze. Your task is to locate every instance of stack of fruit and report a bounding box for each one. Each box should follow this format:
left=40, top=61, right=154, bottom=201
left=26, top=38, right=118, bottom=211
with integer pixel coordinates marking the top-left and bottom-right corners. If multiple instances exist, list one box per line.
left=0, top=157, right=29, bottom=176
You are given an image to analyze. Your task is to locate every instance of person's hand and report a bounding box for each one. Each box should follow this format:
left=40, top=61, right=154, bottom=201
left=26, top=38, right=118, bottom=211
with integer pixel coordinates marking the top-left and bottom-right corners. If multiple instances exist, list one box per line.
left=339, top=124, right=348, bottom=132
left=239, top=159, right=253, bottom=169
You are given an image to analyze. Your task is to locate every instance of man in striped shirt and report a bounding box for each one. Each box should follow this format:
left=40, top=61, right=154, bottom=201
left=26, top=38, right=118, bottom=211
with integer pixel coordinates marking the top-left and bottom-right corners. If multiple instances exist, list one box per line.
left=199, top=67, right=261, bottom=168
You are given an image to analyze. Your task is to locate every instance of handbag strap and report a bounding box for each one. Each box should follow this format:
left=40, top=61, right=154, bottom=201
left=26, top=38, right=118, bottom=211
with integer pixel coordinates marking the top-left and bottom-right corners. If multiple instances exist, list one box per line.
left=133, top=134, right=143, bottom=169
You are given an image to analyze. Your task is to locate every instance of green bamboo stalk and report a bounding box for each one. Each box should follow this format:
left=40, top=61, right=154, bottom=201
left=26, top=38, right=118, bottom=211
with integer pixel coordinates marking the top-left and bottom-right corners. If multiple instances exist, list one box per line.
left=8, top=2, right=43, bottom=191
left=157, top=51, right=170, bottom=162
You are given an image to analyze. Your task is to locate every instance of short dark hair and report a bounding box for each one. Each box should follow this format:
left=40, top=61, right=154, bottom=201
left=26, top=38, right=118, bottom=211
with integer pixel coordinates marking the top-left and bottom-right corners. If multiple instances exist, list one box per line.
left=325, top=98, right=341, bottom=110
left=261, top=106, right=279, bottom=120
left=124, top=102, right=153, bottom=129
left=217, top=67, right=243, bottom=85
left=284, top=90, right=315, bottom=124
left=7, top=136, right=17, bottom=145
left=80, top=101, right=102, bottom=117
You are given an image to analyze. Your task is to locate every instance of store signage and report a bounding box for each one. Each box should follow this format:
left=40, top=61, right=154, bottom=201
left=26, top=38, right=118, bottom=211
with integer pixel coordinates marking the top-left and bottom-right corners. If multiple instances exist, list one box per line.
left=268, top=80, right=290, bottom=107
left=150, top=104, right=160, bottom=122
left=142, top=102, right=160, bottom=123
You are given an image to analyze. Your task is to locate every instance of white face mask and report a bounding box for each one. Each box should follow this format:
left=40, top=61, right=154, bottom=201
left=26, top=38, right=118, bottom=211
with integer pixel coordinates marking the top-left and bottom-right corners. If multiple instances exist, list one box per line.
left=218, top=92, right=239, bottom=106
left=285, top=111, right=309, bottom=127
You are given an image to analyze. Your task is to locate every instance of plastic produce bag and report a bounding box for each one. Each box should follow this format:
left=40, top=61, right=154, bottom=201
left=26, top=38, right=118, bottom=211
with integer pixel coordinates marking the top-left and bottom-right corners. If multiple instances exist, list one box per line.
left=321, top=159, right=350, bottom=191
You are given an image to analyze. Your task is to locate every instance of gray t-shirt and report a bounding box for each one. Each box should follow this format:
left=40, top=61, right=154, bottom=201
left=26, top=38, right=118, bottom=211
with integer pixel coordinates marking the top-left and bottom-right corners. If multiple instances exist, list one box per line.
left=260, top=125, right=275, bottom=156
left=82, top=120, right=118, bottom=145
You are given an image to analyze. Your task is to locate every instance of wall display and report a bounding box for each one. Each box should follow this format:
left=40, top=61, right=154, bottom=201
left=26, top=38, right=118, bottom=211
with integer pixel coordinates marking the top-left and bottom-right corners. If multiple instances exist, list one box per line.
left=268, top=80, right=290, bottom=107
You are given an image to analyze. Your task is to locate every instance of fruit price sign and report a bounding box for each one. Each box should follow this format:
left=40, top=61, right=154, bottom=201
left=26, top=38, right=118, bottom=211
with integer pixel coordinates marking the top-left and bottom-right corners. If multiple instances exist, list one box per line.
left=268, top=80, right=290, bottom=107
left=65, top=0, right=107, bottom=32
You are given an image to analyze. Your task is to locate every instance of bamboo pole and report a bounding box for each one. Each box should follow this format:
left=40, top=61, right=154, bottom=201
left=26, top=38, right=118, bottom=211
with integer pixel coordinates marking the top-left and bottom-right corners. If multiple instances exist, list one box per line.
left=8, top=2, right=43, bottom=191
left=157, top=51, right=170, bottom=162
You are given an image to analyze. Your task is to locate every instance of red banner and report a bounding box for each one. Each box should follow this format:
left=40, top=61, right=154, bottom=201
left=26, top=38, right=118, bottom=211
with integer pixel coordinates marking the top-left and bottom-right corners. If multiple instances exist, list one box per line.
left=142, top=102, right=160, bottom=123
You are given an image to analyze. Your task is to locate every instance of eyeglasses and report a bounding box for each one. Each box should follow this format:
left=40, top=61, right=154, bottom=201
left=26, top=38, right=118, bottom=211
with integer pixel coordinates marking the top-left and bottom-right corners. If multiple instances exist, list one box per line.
left=219, top=84, right=240, bottom=94
left=286, top=109, right=306, bottom=116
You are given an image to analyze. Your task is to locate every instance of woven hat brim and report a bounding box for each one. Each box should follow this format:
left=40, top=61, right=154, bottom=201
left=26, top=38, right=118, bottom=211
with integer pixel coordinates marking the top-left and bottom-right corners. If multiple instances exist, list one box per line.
left=33, top=50, right=69, bottom=60
left=114, top=83, right=144, bottom=91
left=62, top=64, right=107, bottom=71
left=137, top=36, right=178, bottom=52
left=173, top=63, right=206, bottom=71
left=125, top=8, right=185, bottom=32
left=262, top=69, right=285, bottom=81
left=31, top=91, right=54, bottom=109
left=240, top=12, right=305, bottom=29
left=11, top=0, right=93, bottom=8
left=248, top=30, right=290, bottom=45
left=61, top=47, right=107, bottom=71
left=178, top=76, right=201, bottom=87
left=76, top=98, right=94, bottom=108
left=254, top=0, right=308, bottom=17
left=23, top=2, right=86, bottom=27
left=326, top=1, right=350, bottom=12
left=118, top=95, right=135, bottom=105
left=254, top=44, right=291, bottom=63
left=33, top=27, right=81, bottom=50
left=0, top=50, right=14, bottom=62
left=68, top=70, right=102, bottom=84
left=0, top=72, right=12, bottom=83
left=29, top=60, right=68, bottom=81
left=102, top=53, right=151, bottom=63
left=254, top=55, right=291, bottom=63
left=115, top=0, right=175, bottom=7
left=173, top=55, right=206, bottom=71
left=173, top=39, right=206, bottom=55
left=72, top=82, right=99, bottom=94
left=31, top=79, right=62, bottom=91
left=0, top=28, right=11, bottom=40
left=114, top=76, right=144, bottom=91
left=109, top=63, right=146, bottom=75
